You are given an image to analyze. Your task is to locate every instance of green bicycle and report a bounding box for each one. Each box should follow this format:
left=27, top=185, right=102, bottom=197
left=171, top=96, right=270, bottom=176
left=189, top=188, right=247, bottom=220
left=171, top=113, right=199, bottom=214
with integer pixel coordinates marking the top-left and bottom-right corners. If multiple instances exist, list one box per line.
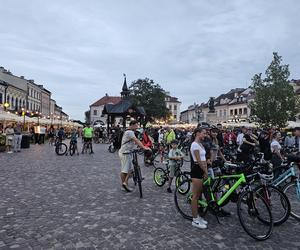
left=174, top=173, right=274, bottom=241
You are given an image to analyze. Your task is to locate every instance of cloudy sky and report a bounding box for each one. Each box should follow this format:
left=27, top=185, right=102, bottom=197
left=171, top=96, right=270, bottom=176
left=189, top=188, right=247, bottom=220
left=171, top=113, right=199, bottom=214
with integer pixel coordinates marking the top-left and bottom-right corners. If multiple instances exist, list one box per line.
left=0, top=0, right=299, bottom=120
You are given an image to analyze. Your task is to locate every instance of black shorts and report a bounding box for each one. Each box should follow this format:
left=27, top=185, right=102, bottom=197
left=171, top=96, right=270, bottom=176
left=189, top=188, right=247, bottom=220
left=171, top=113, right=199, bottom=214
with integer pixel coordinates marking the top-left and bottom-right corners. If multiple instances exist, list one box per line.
left=191, top=163, right=204, bottom=179
left=84, top=138, right=92, bottom=143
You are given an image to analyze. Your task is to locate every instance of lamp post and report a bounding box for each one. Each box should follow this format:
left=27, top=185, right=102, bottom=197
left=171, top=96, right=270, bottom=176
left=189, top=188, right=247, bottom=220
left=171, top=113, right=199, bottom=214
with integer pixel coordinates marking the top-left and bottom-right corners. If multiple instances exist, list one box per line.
left=21, top=107, right=26, bottom=129
left=2, top=82, right=9, bottom=111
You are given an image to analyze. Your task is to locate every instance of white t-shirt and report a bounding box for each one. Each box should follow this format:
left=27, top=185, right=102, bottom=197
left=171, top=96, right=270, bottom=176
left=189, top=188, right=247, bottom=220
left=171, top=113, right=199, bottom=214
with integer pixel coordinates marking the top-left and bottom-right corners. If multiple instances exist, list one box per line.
left=271, top=140, right=281, bottom=153
left=190, top=142, right=206, bottom=162
left=237, top=133, right=244, bottom=146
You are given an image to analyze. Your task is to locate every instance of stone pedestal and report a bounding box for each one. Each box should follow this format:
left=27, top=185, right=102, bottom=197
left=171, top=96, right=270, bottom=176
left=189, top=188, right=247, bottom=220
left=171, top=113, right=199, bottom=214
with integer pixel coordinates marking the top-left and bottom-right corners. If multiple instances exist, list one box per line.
left=206, top=112, right=218, bottom=125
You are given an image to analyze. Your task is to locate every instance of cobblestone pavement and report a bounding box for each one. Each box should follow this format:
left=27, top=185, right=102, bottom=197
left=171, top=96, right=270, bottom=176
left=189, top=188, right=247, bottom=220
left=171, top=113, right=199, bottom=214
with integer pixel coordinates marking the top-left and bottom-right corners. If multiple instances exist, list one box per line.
left=0, top=142, right=299, bottom=250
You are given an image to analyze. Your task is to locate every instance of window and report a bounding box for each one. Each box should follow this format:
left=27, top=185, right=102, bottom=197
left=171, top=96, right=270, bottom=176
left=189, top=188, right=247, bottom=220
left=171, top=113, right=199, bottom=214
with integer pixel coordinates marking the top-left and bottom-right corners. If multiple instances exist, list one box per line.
left=93, top=110, right=97, bottom=116
left=30, top=103, right=32, bottom=110
left=0, top=93, right=2, bottom=104
left=11, top=97, right=14, bottom=107
left=230, top=110, right=233, bottom=116
left=174, top=105, right=177, bottom=111
left=169, top=105, right=172, bottom=110
left=6, top=95, right=9, bottom=103
left=15, top=98, right=18, bottom=109
left=174, top=114, right=177, bottom=119
left=224, top=110, right=227, bottom=117
left=234, top=109, right=237, bottom=115
left=244, top=108, right=247, bottom=115
left=239, top=108, right=242, bottom=115
left=31, top=89, right=33, bottom=97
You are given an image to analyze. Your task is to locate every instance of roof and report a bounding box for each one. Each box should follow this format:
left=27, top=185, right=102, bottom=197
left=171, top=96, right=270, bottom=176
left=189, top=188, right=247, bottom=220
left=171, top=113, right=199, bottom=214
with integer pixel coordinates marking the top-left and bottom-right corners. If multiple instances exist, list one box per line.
left=102, top=99, right=146, bottom=116
left=166, top=95, right=181, bottom=103
left=90, top=95, right=122, bottom=107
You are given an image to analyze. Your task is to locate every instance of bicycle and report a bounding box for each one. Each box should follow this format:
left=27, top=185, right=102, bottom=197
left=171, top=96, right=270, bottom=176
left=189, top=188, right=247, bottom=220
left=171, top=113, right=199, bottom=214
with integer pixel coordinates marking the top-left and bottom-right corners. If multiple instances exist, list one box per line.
left=55, top=138, right=68, bottom=156
left=272, top=155, right=300, bottom=220
left=174, top=173, right=274, bottom=241
left=67, top=140, right=79, bottom=156
left=123, top=149, right=148, bottom=198
left=82, top=138, right=93, bottom=154
left=154, top=160, right=190, bottom=194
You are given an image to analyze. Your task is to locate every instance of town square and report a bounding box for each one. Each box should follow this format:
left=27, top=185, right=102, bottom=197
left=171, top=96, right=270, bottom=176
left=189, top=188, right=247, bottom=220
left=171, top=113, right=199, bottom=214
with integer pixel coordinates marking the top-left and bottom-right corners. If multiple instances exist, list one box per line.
left=1, top=0, right=300, bottom=249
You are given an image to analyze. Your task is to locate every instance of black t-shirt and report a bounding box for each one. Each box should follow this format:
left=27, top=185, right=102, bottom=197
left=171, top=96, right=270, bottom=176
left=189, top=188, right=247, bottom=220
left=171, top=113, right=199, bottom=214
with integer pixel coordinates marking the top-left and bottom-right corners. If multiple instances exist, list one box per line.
left=240, top=134, right=255, bottom=153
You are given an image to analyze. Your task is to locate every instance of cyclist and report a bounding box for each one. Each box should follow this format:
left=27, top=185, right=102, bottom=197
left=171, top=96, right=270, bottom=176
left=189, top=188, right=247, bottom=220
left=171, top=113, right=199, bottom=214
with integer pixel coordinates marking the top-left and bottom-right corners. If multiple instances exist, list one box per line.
left=190, top=127, right=208, bottom=229
left=119, top=120, right=150, bottom=192
left=57, top=127, right=65, bottom=143
left=166, top=140, right=184, bottom=193
left=82, top=123, right=94, bottom=154
left=164, top=126, right=176, bottom=146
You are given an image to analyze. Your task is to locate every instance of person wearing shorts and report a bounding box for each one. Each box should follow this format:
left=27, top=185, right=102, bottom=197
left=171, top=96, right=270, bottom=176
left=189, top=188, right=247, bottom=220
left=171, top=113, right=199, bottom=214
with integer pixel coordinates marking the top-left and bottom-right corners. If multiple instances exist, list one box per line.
left=118, top=120, right=150, bottom=192
left=190, top=127, right=208, bottom=229
left=166, top=140, right=184, bottom=193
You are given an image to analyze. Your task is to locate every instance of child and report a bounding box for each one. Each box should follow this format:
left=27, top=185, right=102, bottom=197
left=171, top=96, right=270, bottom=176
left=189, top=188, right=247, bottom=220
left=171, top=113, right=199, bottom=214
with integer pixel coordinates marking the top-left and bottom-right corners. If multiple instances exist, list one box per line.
left=69, top=128, right=79, bottom=155
left=167, top=140, right=184, bottom=193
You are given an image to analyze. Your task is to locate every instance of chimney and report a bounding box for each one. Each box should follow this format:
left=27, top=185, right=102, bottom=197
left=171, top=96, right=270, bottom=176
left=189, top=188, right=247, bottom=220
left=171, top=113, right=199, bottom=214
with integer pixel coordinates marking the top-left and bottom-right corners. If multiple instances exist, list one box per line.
left=105, top=93, right=108, bottom=96
left=29, top=79, right=34, bottom=83
left=20, top=76, right=25, bottom=79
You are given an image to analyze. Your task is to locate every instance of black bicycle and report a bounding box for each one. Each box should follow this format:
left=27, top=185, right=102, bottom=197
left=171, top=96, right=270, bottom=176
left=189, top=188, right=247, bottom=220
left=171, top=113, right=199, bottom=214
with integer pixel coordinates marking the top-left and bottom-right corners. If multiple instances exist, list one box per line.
left=55, top=138, right=68, bottom=156
left=82, top=139, right=93, bottom=154
left=124, top=149, right=150, bottom=198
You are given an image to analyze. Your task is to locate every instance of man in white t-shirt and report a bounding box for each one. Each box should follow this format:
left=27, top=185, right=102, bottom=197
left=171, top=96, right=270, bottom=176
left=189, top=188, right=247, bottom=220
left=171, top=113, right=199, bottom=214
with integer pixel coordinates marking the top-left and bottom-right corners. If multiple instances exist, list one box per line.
left=236, top=126, right=247, bottom=147
left=118, top=120, right=150, bottom=192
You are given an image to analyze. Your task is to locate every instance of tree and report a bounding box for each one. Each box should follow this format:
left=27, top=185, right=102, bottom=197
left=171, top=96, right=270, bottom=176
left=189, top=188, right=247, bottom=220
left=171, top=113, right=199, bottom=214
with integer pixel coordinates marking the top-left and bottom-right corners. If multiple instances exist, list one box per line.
left=251, top=52, right=298, bottom=128
left=128, top=78, right=170, bottom=123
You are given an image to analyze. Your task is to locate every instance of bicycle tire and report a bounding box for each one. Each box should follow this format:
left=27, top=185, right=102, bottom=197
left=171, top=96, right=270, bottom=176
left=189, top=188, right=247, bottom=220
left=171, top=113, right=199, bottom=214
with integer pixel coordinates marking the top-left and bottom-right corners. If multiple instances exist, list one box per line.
left=153, top=168, right=167, bottom=187
left=174, top=179, right=208, bottom=220
left=175, top=173, right=190, bottom=195
left=254, top=185, right=290, bottom=226
left=69, top=144, right=75, bottom=156
left=55, top=143, right=67, bottom=156
left=282, top=180, right=300, bottom=221
left=134, top=164, right=143, bottom=198
left=237, top=190, right=273, bottom=241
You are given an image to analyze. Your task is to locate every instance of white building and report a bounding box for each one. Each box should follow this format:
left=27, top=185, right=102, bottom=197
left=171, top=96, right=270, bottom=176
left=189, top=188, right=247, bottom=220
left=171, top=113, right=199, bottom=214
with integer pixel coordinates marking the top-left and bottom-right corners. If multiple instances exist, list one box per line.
left=89, top=94, right=122, bottom=125
left=165, top=95, right=181, bottom=122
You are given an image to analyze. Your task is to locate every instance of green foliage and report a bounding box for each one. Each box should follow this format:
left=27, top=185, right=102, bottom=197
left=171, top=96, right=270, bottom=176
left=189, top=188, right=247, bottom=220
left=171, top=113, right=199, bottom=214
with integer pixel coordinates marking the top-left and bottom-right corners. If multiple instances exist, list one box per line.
left=0, top=135, right=6, bottom=146
left=251, top=52, right=298, bottom=128
left=129, top=78, right=170, bottom=122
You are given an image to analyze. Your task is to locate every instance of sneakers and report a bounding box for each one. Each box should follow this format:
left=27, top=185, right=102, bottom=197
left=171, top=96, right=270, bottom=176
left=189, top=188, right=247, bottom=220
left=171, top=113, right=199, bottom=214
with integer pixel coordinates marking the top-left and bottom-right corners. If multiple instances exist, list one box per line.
left=167, top=187, right=172, bottom=193
left=192, top=219, right=207, bottom=229
left=197, top=217, right=208, bottom=225
left=122, top=183, right=132, bottom=192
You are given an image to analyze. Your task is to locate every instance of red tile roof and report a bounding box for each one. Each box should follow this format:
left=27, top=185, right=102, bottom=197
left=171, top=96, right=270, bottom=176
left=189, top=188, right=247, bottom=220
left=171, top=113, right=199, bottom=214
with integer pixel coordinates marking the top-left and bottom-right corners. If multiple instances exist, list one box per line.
left=90, top=96, right=122, bottom=107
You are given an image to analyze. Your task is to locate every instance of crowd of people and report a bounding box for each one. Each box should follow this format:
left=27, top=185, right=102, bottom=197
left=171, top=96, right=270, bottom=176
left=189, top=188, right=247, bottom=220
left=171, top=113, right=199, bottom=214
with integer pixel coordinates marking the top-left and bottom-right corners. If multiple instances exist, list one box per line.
left=117, top=122, right=300, bottom=229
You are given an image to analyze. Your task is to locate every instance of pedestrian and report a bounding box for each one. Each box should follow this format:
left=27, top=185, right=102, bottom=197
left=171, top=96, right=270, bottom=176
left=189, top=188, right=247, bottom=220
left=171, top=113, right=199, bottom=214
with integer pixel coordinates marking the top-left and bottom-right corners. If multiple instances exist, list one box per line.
left=5, top=124, right=14, bottom=153
left=13, top=123, right=22, bottom=152
left=284, top=132, right=295, bottom=148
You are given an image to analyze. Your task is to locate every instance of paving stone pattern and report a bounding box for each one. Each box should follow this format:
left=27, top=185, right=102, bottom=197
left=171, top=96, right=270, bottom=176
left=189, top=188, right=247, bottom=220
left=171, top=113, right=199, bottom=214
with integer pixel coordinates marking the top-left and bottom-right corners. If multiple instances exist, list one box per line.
left=0, top=142, right=299, bottom=250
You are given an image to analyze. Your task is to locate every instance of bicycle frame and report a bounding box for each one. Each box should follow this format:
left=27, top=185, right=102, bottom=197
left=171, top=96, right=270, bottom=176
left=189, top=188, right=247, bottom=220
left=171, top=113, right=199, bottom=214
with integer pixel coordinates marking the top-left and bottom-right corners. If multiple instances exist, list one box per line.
left=272, top=164, right=297, bottom=187
left=200, top=173, right=246, bottom=207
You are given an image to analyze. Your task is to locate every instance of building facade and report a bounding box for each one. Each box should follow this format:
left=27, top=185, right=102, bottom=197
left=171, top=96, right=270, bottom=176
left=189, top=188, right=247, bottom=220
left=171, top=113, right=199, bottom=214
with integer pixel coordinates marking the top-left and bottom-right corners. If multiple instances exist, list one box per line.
left=0, top=66, right=69, bottom=119
left=165, top=95, right=181, bottom=122
left=89, top=94, right=122, bottom=125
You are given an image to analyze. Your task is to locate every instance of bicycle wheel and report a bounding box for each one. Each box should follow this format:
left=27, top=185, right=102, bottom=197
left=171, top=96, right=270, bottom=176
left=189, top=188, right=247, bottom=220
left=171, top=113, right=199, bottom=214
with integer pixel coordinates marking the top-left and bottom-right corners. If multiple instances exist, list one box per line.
left=69, top=144, right=75, bottom=156
left=237, top=190, right=273, bottom=241
left=283, top=180, right=300, bottom=220
left=174, top=179, right=208, bottom=220
left=134, top=165, right=143, bottom=198
left=175, top=173, right=190, bottom=195
left=153, top=168, right=167, bottom=187
left=254, top=185, right=290, bottom=226
left=55, top=143, right=67, bottom=156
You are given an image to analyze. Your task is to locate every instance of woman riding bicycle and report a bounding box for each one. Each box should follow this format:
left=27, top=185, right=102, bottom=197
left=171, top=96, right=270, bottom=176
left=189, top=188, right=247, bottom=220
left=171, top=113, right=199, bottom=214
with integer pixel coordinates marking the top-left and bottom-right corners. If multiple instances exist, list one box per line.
left=190, top=127, right=208, bottom=229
